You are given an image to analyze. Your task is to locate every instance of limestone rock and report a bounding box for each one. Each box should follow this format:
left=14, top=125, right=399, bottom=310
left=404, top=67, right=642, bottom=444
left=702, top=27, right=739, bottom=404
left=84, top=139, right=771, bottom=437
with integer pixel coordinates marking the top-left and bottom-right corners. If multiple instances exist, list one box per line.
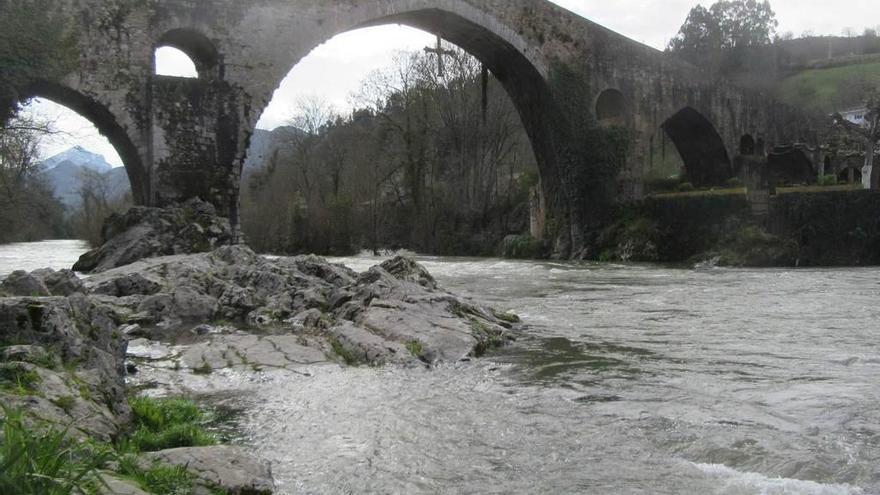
left=1, top=270, right=50, bottom=297
left=142, top=446, right=275, bottom=495
left=73, top=199, right=233, bottom=273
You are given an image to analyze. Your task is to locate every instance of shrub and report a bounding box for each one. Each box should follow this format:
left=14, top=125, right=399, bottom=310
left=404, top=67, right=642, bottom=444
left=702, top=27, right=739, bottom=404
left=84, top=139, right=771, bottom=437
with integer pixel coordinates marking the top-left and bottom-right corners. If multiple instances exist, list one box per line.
left=677, top=182, right=696, bottom=192
left=819, top=174, right=838, bottom=186
left=725, top=177, right=744, bottom=188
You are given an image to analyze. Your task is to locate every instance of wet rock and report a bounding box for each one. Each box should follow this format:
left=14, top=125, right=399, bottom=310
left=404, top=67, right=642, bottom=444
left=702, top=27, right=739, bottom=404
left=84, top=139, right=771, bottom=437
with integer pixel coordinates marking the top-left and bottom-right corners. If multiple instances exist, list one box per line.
left=1, top=270, right=50, bottom=296
left=142, top=446, right=275, bottom=495
left=378, top=255, right=437, bottom=289
left=33, top=268, right=85, bottom=296
left=80, top=244, right=518, bottom=367
left=73, top=199, right=233, bottom=274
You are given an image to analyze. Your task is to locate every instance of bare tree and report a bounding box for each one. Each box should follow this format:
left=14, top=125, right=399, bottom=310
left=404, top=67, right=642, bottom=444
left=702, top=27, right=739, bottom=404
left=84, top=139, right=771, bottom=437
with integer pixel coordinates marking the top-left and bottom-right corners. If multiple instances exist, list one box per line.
left=833, top=88, right=880, bottom=189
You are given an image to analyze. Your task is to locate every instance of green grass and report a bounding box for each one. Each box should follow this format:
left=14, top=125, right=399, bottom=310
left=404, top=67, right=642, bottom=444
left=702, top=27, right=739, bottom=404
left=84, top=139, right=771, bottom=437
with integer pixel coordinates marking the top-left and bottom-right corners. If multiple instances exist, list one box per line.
left=116, top=454, right=200, bottom=495
left=492, top=310, right=521, bottom=325
left=0, top=363, right=41, bottom=395
left=329, top=338, right=358, bottom=366
left=51, top=395, right=76, bottom=414
left=405, top=340, right=424, bottom=358
left=777, top=62, right=880, bottom=112
left=123, top=397, right=217, bottom=453
left=777, top=184, right=862, bottom=194
left=0, top=408, right=110, bottom=495
left=192, top=361, right=213, bottom=375
left=650, top=187, right=747, bottom=198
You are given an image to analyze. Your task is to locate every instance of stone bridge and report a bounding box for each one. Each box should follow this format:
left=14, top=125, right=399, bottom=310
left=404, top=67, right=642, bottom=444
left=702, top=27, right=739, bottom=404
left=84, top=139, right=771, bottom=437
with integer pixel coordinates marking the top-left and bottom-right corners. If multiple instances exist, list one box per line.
left=10, top=0, right=817, bottom=255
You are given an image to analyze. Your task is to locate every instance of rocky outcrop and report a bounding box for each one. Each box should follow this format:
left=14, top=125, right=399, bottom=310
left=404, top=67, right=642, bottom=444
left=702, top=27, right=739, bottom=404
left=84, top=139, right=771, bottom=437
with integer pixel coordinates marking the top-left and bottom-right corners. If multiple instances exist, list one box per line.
left=0, top=295, right=129, bottom=441
left=0, top=268, right=84, bottom=297
left=85, top=246, right=518, bottom=371
left=1, top=205, right=522, bottom=495
left=73, top=199, right=233, bottom=274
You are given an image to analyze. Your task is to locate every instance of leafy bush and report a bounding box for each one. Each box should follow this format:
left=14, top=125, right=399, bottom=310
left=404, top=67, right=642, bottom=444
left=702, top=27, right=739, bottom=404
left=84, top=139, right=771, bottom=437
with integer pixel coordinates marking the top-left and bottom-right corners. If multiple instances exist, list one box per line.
left=725, top=177, right=744, bottom=188
left=0, top=408, right=110, bottom=495
left=677, top=182, right=696, bottom=192
left=819, top=174, right=839, bottom=186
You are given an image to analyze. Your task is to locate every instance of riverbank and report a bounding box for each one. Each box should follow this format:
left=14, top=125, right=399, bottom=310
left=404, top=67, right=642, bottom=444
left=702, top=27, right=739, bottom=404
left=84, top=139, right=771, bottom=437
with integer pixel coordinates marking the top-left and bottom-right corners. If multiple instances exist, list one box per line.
left=583, top=189, right=880, bottom=267
left=0, top=201, right=521, bottom=495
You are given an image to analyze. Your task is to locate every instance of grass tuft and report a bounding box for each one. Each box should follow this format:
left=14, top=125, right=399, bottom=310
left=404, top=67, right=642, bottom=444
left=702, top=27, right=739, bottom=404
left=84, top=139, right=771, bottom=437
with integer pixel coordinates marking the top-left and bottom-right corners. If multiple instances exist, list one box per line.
left=123, top=397, right=217, bottom=453
left=0, top=407, right=110, bottom=495
left=0, top=363, right=41, bottom=395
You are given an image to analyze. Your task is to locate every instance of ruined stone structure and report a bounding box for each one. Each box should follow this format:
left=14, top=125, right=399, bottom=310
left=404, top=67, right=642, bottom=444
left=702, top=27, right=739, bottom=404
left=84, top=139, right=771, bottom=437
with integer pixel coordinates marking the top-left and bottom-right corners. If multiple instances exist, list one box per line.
left=10, top=0, right=817, bottom=255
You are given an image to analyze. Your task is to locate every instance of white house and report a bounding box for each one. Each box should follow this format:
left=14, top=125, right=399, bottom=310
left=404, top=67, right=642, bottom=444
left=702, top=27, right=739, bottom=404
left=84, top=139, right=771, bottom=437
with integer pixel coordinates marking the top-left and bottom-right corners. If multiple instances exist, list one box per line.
left=840, top=107, right=869, bottom=128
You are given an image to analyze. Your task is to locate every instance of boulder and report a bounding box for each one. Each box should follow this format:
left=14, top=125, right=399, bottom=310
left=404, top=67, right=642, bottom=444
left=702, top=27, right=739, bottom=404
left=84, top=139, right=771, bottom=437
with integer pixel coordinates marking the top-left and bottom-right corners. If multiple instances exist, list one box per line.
left=73, top=198, right=233, bottom=273
left=142, top=446, right=275, bottom=495
left=1, top=270, right=50, bottom=297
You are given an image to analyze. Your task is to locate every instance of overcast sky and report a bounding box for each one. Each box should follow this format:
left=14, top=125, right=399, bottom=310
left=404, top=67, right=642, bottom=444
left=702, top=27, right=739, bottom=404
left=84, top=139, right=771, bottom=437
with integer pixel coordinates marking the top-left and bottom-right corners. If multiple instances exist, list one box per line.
left=22, top=0, right=880, bottom=167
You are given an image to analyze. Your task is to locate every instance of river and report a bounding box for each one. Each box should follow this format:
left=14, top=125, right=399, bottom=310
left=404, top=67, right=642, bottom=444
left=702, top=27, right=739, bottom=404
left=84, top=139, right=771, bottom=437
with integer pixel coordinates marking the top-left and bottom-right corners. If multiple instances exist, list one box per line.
left=2, top=242, right=878, bottom=494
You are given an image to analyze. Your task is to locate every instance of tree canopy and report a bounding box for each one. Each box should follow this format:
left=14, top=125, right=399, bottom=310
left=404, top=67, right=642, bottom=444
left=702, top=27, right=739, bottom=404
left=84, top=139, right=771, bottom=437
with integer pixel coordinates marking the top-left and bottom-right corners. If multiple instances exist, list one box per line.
left=668, top=0, right=778, bottom=72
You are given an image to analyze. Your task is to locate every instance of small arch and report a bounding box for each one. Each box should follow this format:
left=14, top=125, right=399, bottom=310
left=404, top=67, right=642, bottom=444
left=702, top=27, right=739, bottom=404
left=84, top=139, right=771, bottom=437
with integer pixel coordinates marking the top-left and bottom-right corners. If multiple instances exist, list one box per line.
left=155, top=46, right=198, bottom=78
left=155, top=29, right=220, bottom=79
left=838, top=166, right=862, bottom=184
left=596, top=89, right=625, bottom=123
left=21, top=81, right=148, bottom=205
left=662, top=107, right=732, bottom=187
left=740, top=134, right=755, bottom=156
left=767, top=146, right=815, bottom=186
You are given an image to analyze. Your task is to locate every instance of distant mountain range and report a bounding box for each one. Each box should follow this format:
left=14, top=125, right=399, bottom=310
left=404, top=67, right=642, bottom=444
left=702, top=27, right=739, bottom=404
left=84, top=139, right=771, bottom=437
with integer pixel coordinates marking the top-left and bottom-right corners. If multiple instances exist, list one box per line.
left=40, top=147, right=129, bottom=210
left=40, top=127, right=300, bottom=211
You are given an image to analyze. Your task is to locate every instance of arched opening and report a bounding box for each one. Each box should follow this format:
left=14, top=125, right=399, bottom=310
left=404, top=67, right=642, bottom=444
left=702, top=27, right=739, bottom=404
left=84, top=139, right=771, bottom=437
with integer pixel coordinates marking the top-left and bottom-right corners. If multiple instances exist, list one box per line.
left=21, top=81, right=146, bottom=204
left=662, top=107, right=732, bottom=188
left=838, top=166, right=862, bottom=184
left=767, top=146, right=815, bottom=186
left=155, top=46, right=198, bottom=78
left=4, top=87, right=137, bottom=244
left=243, top=16, right=549, bottom=256
left=155, top=29, right=220, bottom=79
left=740, top=134, right=756, bottom=156
left=595, top=89, right=625, bottom=124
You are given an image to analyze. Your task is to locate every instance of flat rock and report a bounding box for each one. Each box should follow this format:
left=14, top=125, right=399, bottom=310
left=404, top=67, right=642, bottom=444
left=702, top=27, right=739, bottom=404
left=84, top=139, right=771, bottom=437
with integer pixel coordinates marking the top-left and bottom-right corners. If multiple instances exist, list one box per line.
left=142, top=446, right=275, bottom=495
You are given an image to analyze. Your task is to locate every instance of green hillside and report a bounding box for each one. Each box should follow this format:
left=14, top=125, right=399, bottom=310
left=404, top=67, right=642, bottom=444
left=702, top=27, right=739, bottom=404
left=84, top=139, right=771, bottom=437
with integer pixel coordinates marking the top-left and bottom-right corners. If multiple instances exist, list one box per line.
left=777, top=62, right=880, bottom=113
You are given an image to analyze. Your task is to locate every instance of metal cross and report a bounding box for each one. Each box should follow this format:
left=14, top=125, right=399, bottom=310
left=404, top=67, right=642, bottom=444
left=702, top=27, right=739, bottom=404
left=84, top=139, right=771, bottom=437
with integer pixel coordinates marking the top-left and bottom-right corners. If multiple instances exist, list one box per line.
left=424, top=35, right=455, bottom=77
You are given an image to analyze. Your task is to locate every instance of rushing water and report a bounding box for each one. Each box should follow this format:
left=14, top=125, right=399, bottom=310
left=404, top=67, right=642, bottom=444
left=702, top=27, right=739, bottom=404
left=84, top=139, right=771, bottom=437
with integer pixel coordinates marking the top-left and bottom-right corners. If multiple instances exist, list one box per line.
left=0, top=239, right=88, bottom=278
left=3, top=242, right=879, bottom=494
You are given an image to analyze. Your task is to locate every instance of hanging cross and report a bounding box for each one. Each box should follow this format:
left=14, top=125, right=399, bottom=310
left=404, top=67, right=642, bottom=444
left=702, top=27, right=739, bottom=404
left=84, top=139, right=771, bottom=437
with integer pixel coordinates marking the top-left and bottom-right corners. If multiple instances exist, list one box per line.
left=481, top=65, right=489, bottom=124
left=424, top=35, right=455, bottom=77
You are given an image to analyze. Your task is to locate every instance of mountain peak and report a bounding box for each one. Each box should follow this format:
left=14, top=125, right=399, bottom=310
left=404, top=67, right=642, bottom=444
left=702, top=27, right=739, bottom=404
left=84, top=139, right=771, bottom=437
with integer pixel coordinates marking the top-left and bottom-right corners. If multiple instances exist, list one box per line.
left=41, top=146, right=114, bottom=173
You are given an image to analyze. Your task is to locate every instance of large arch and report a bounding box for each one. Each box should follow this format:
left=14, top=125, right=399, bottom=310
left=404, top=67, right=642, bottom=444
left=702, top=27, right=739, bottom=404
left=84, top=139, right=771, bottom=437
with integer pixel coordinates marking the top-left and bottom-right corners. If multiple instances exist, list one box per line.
left=247, top=7, right=565, bottom=207
left=20, top=81, right=148, bottom=205
left=661, top=107, right=732, bottom=188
